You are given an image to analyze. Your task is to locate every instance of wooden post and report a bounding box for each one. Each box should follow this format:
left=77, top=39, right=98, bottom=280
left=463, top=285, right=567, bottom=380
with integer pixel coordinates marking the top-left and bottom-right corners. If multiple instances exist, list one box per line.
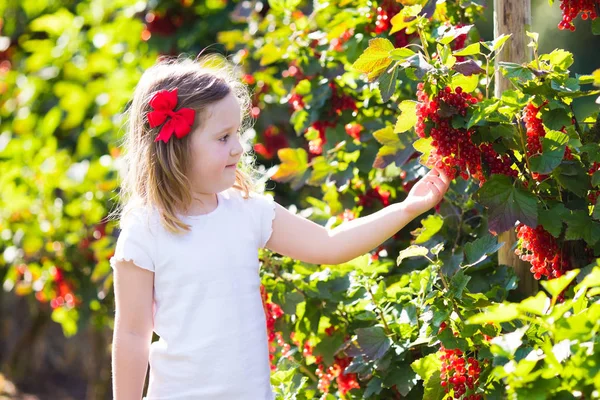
left=494, top=0, right=538, bottom=299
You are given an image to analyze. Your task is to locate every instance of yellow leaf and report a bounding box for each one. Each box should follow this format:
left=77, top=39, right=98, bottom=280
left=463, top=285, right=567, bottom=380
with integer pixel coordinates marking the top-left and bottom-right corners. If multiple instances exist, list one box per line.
left=389, top=5, right=422, bottom=35
left=593, top=68, right=600, bottom=87
left=272, top=148, right=308, bottom=182
left=394, top=100, right=418, bottom=133
left=351, top=38, right=394, bottom=82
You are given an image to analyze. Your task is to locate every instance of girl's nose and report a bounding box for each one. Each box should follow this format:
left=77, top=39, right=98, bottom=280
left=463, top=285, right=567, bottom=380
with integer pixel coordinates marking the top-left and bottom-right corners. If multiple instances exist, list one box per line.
left=231, top=137, right=243, bottom=156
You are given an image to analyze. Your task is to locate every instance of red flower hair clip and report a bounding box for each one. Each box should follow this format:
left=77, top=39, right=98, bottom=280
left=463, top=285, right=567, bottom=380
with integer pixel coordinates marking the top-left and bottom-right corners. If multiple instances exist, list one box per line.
left=147, top=88, right=196, bottom=143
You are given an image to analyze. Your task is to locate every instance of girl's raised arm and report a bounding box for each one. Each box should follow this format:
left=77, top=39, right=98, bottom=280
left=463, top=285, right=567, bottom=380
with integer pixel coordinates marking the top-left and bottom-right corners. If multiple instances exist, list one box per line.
left=112, top=260, right=155, bottom=400
left=264, top=168, right=450, bottom=265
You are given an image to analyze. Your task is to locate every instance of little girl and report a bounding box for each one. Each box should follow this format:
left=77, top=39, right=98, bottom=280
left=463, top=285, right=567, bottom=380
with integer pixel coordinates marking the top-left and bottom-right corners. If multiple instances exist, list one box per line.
left=110, top=54, right=450, bottom=400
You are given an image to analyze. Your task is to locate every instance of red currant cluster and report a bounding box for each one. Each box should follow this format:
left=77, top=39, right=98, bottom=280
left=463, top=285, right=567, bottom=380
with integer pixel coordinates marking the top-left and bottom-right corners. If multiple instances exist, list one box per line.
left=588, top=162, right=600, bottom=204
left=372, top=3, right=397, bottom=34
left=260, top=284, right=285, bottom=370
left=142, top=10, right=184, bottom=40
left=564, top=145, right=574, bottom=161
left=307, top=120, right=336, bottom=155
left=524, top=102, right=574, bottom=181
left=439, top=346, right=482, bottom=400
left=345, top=122, right=364, bottom=141
left=515, top=224, right=569, bottom=280
left=558, top=0, right=599, bottom=31
left=339, top=209, right=357, bottom=223
left=357, top=186, right=391, bottom=208
left=366, top=1, right=417, bottom=47
left=452, top=23, right=468, bottom=62
left=524, top=102, right=545, bottom=157
left=329, top=82, right=358, bottom=117
left=282, top=61, right=304, bottom=79
left=254, top=125, right=289, bottom=160
left=315, top=355, right=360, bottom=396
left=290, top=327, right=359, bottom=397
left=28, top=265, right=78, bottom=309
left=330, top=29, right=354, bottom=52
left=416, top=84, right=514, bottom=183
left=289, top=92, right=305, bottom=112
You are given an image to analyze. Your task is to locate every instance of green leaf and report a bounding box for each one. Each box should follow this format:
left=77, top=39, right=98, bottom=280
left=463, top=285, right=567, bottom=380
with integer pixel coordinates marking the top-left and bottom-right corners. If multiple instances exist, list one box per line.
left=552, top=163, right=591, bottom=197
left=394, top=100, right=418, bottom=133
left=475, top=174, right=538, bottom=234
left=450, top=269, right=471, bottom=300
left=411, top=353, right=442, bottom=382
left=453, top=42, right=481, bottom=56
left=373, top=126, right=398, bottom=146
left=593, top=204, right=600, bottom=221
left=592, top=171, right=600, bottom=187
left=401, top=53, right=434, bottom=79
left=464, top=233, right=505, bottom=266
left=351, top=38, right=395, bottom=82
left=575, top=266, right=600, bottom=292
left=467, top=99, right=500, bottom=128
left=451, top=74, right=480, bottom=93
left=268, top=0, right=302, bottom=12
left=372, top=126, right=416, bottom=169
left=530, top=130, right=569, bottom=174
left=30, top=8, right=75, bottom=36
left=593, top=18, right=600, bottom=35
left=492, top=34, right=511, bottom=51
left=518, top=291, right=550, bottom=316
left=258, top=42, right=286, bottom=66
left=437, top=327, right=469, bottom=350
left=499, top=62, right=535, bottom=81
left=383, top=364, right=418, bottom=396
left=291, top=109, right=310, bottom=135
left=539, top=203, right=568, bottom=237
left=389, top=47, right=416, bottom=61
left=540, top=49, right=574, bottom=71
left=272, top=148, right=308, bottom=189
left=389, top=5, right=423, bottom=34
left=308, top=156, right=336, bottom=185
left=564, top=210, right=600, bottom=246
left=397, top=245, right=429, bottom=265
left=422, top=372, right=445, bottom=400
left=377, top=64, right=399, bottom=102
left=540, top=269, right=580, bottom=298
left=541, top=108, right=571, bottom=130
left=467, top=303, right=520, bottom=324
left=413, top=136, right=433, bottom=165
left=354, top=326, right=392, bottom=361
left=490, top=327, right=526, bottom=358
left=412, top=214, right=444, bottom=244
left=438, top=24, right=473, bottom=45
left=526, top=31, right=539, bottom=50
left=364, top=376, right=383, bottom=398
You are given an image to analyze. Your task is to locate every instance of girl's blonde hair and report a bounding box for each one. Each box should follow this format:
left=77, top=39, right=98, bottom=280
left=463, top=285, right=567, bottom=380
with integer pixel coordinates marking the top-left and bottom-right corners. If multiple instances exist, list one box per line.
left=112, top=53, right=264, bottom=234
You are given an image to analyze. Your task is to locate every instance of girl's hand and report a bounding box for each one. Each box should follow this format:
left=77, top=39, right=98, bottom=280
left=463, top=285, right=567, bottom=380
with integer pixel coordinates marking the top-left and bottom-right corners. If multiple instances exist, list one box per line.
left=402, top=168, right=451, bottom=217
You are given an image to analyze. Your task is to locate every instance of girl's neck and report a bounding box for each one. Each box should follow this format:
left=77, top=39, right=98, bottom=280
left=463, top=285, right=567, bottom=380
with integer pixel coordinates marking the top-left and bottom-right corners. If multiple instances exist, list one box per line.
left=184, top=192, right=219, bottom=216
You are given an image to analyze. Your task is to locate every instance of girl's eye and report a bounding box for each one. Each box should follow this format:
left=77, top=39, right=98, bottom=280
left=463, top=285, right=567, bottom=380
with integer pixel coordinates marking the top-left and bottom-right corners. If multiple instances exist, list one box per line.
left=219, top=134, right=229, bottom=142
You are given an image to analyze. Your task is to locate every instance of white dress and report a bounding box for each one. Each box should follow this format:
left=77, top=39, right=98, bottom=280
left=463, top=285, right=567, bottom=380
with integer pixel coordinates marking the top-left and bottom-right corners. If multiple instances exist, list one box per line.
left=110, top=187, right=276, bottom=400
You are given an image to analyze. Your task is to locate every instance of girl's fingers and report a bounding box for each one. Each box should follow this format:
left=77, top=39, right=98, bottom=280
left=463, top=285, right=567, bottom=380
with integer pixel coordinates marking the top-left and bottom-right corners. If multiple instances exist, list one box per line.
left=438, top=170, right=451, bottom=186
left=426, top=175, right=446, bottom=189
left=427, top=181, right=442, bottom=198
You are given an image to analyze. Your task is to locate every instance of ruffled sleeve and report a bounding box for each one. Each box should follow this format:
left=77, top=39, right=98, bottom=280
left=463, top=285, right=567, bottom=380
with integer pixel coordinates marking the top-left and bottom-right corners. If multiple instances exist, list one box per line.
left=109, top=207, right=156, bottom=272
left=248, top=191, right=276, bottom=249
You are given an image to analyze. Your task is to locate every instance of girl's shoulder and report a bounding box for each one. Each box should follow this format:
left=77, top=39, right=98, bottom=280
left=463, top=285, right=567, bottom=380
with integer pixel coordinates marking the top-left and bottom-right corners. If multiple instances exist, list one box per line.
left=225, top=186, right=273, bottom=207
left=119, top=202, right=161, bottom=234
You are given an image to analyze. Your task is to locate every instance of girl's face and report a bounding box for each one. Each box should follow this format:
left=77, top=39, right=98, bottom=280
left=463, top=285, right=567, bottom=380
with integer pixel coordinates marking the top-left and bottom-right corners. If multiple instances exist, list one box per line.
left=188, top=92, right=244, bottom=195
